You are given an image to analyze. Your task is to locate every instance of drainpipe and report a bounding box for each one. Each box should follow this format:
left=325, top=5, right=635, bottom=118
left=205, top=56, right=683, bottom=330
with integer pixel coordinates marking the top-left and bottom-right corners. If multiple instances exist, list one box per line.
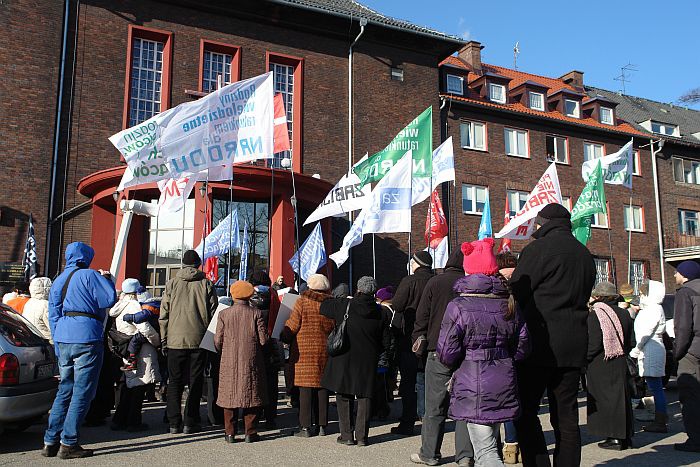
left=650, top=138, right=666, bottom=286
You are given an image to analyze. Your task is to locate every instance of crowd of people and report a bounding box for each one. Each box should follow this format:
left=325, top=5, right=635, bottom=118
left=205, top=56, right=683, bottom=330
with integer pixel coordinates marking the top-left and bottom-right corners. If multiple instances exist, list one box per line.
left=5, top=202, right=700, bottom=465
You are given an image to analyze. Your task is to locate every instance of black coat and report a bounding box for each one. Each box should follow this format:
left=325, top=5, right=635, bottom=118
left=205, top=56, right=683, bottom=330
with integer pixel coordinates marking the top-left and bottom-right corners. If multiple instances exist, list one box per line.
left=392, top=266, right=435, bottom=349
left=586, top=301, right=633, bottom=440
left=511, top=218, right=596, bottom=368
left=673, top=278, right=700, bottom=361
left=320, top=294, right=391, bottom=398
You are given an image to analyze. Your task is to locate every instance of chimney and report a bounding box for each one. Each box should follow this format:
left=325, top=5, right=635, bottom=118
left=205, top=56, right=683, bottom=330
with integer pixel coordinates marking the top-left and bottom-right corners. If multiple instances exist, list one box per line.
left=559, top=70, right=584, bottom=89
left=458, top=41, right=483, bottom=74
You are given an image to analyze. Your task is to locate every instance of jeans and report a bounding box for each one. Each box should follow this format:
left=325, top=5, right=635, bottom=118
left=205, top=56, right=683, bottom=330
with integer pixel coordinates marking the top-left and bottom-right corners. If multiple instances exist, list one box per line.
left=44, top=342, right=104, bottom=447
left=645, top=376, right=667, bottom=415
left=167, top=348, right=206, bottom=427
left=337, top=394, right=371, bottom=442
left=299, top=387, right=329, bottom=428
left=420, top=352, right=474, bottom=462
left=678, top=353, right=700, bottom=444
left=416, top=370, right=425, bottom=419
left=468, top=422, right=504, bottom=467
left=504, top=420, right=518, bottom=443
left=514, top=365, right=581, bottom=467
left=398, top=348, right=418, bottom=426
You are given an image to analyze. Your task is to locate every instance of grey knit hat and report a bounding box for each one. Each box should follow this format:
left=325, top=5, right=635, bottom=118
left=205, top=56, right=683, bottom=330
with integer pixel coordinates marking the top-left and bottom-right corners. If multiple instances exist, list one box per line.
left=591, top=281, right=618, bottom=298
left=356, top=276, right=377, bottom=295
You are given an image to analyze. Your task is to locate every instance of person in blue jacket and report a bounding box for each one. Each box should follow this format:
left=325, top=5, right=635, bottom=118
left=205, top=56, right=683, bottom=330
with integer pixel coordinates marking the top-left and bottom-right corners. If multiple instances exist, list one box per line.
left=41, top=242, right=117, bottom=460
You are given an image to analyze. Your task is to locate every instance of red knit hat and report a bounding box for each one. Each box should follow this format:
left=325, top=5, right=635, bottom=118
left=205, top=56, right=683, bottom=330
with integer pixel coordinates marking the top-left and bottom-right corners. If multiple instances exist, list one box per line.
left=461, top=238, right=499, bottom=275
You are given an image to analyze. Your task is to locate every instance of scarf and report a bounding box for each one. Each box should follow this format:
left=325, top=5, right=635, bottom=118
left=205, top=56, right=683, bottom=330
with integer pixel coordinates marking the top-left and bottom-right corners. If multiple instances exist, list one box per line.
left=592, top=302, right=624, bottom=360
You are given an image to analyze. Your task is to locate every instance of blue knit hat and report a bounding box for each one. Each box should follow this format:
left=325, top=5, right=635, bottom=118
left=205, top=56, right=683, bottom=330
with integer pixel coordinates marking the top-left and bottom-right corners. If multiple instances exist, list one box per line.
left=122, top=278, right=141, bottom=294
left=677, top=261, right=700, bottom=281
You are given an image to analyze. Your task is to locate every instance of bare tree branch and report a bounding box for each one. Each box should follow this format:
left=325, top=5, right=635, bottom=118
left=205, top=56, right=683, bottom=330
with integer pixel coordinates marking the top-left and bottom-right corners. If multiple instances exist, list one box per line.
left=679, top=87, right=700, bottom=104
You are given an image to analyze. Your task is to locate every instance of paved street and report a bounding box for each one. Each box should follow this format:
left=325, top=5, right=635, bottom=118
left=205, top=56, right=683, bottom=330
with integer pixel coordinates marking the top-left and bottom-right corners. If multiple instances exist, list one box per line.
left=2, top=381, right=700, bottom=466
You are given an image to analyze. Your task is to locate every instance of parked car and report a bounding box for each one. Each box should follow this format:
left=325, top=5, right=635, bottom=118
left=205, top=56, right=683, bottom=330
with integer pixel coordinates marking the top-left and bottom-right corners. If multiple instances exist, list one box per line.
left=661, top=294, right=677, bottom=387
left=0, top=303, right=58, bottom=434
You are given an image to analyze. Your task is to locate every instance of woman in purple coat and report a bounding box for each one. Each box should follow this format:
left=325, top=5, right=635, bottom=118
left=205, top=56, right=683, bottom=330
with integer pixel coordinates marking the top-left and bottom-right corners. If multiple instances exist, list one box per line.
left=437, top=239, right=530, bottom=466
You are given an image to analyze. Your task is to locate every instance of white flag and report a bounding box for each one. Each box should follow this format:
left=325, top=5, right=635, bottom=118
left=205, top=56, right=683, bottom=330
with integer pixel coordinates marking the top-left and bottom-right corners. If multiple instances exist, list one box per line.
left=411, top=137, right=456, bottom=205
left=581, top=139, right=634, bottom=189
left=157, top=165, right=234, bottom=214
left=495, top=163, right=563, bottom=240
left=425, top=235, right=449, bottom=269
left=330, top=151, right=413, bottom=267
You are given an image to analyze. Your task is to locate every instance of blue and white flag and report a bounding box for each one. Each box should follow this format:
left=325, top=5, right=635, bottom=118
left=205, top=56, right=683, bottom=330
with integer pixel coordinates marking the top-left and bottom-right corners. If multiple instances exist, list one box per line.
left=239, top=220, right=249, bottom=281
left=23, top=214, right=38, bottom=281
left=478, top=191, right=492, bottom=240
left=289, top=222, right=327, bottom=281
left=411, top=137, right=456, bottom=205
left=195, top=210, right=240, bottom=261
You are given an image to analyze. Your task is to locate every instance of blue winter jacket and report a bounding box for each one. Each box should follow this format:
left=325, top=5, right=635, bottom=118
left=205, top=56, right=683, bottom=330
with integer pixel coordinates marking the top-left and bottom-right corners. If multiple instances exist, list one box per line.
left=49, top=242, right=117, bottom=346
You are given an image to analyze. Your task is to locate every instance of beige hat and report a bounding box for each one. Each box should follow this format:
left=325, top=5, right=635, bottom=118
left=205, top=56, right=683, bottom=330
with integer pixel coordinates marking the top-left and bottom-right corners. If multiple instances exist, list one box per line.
left=307, top=274, right=330, bottom=291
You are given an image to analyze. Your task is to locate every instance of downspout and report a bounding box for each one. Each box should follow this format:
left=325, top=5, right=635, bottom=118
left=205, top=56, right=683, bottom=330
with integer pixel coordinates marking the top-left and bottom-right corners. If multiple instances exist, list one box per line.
left=650, top=138, right=666, bottom=286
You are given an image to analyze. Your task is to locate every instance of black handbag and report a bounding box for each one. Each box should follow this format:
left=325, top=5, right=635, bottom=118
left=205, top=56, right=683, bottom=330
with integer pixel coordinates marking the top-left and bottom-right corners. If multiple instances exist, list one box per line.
left=326, top=301, right=351, bottom=357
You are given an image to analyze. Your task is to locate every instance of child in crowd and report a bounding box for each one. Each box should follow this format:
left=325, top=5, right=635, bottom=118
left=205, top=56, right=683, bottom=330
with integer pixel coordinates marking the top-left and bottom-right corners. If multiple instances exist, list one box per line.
left=121, top=287, right=161, bottom=371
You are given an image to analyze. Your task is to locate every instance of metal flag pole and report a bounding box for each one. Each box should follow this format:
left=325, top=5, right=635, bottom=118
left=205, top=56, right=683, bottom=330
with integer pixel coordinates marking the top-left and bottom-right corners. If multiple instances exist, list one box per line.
left=627, top=186, right=633, bottom=283
left=227, top=164, right=234, bottom=297
left=372, top=233, right=376, bottom=278
left=201, top=171, right=210, bottom=273
left=268, top=165, right=274, bottom=274
left=606, top=221, right=616, bottom=284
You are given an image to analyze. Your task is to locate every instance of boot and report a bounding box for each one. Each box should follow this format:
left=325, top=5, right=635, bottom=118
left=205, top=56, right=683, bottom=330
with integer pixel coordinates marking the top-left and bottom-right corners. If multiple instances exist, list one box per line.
left=643, top=412, right=668, bottom=433
left=502, top=443, right=519, bottom=464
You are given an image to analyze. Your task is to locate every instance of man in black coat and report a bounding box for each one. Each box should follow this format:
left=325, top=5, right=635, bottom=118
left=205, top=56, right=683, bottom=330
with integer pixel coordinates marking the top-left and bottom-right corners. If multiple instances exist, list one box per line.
left=510, top=203, right=596, bottom=467
left=390, top=251, right=434, bottom=436
left=410, top=249, right=474, bottom=465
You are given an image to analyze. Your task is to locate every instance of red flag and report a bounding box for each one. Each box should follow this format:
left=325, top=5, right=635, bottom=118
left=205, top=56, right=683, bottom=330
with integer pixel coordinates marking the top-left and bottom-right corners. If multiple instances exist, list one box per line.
left=497, top=196, right=512, bottom=254
left=425, top=190, right=449, bottom=248
left=273, top=93, right=291, bottom=154
left=202, top=216, right=218, bottom=283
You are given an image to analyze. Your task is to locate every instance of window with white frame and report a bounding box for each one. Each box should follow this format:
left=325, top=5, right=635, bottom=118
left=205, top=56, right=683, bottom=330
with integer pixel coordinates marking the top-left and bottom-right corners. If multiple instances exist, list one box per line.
left=462, top=184, right=488, bottom=215
left=673, top=157, right=700, bottom=185
left=600, top=107, right=614, bottom=125
left=202, top=50, right=232, bottom=93
left=129, top=37, right=164, bottom=127
left=529, top=92, right=544, bottom=111
left=594, top=258, right=612, bottom=285
left=506, top=190, right=528, bottom=218
left=546, top=135, right=568, bottom=163
left=583, top=142, right=605, bottom=161
left=505, top=128, right=529, bottom=157
left=651, top=121, right=678, bottom=136
left=564, top=99, right=580, bottom=118
left=460, top=121, right=486, bottom=150
left=591, top=204, right=609, bottom=228
left=679, top=209, right=699, bottom=236
left=629, top=261, right=646, bottom=295
left=446, top=74, right=463, bottom=95
left=632, top=150, right=641, bottom=176
left=561, top=196, right=572, bottom=211
left=624, top=205, right=644, bottom=232
left=270, top=62, right=295, bottom=168
left=489, top=83, right=506, bottom=103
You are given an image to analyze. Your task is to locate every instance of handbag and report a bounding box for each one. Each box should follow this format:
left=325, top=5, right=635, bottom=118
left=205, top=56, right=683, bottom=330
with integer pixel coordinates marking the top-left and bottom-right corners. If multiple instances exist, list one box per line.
left=326, top=300, right=351, bottom=357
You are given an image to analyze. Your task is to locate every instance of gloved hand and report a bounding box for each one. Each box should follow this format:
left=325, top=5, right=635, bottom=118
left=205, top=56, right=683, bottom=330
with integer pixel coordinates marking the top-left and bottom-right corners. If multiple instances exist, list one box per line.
left=122, top=313, right=134, bottom=323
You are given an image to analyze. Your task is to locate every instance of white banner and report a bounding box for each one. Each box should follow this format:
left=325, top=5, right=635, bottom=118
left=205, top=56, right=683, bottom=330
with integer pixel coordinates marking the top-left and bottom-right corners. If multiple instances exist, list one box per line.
left=412, top=137, right=456, bottom=205
left=495, top=163, right=563, bottom=240
left=113, top=72, right=274, bottom=190
left=157, top=165, right=233, bottom=214
left=582, top=139, right=634, bottom=189
left=303, top=172, right=371, bottom=226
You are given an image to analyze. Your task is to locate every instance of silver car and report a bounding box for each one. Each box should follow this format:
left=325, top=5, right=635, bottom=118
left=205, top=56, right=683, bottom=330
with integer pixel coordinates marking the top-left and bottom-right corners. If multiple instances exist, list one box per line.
left=0, top=303, right=58, bottom=434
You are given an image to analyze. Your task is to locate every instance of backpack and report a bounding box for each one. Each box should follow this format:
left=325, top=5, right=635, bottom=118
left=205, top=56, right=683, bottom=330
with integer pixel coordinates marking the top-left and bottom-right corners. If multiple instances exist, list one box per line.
left=107, top=317, right=132, bottom=359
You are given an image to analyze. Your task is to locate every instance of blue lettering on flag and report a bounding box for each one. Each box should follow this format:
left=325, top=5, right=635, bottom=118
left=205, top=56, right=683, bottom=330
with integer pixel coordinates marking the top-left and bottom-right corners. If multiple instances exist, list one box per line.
left=379, top=188, right=411, bottom=211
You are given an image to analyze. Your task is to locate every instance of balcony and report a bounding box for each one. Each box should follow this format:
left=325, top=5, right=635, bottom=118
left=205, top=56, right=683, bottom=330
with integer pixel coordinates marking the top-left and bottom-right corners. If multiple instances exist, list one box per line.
left=664, top=229, right=700, bottom=262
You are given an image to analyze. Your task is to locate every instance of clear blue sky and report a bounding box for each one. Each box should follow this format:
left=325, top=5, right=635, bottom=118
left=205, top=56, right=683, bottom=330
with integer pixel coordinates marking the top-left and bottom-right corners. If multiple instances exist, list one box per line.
left=363, top=0, right=700, bottom=108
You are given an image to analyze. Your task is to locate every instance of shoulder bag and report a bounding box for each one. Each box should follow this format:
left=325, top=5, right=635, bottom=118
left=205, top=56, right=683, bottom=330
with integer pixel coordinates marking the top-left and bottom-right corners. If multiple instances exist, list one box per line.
left=326, top=300, right=351, bottom=357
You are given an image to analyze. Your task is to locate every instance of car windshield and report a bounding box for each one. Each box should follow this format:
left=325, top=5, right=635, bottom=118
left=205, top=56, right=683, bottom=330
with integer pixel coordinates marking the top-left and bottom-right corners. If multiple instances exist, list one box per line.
left=0, top=308, right=46, bottom=347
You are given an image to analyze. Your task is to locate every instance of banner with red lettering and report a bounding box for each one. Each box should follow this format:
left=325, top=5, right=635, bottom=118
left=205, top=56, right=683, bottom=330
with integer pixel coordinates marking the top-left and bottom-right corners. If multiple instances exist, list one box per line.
left=495, top=163, right=562, bottom=240
left=425, top=190, right=448, bottom=248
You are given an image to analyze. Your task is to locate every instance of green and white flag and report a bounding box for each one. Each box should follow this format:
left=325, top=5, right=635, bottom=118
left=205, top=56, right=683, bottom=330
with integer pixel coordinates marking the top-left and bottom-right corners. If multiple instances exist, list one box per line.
left=571, top=161, right=606, bottom=245
left=353, top=106, right=432, bottom=188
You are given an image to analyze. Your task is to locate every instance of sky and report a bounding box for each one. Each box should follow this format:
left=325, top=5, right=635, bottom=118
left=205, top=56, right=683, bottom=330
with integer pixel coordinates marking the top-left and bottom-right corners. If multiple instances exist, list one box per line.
left=362, top=0, right=700, bottom=108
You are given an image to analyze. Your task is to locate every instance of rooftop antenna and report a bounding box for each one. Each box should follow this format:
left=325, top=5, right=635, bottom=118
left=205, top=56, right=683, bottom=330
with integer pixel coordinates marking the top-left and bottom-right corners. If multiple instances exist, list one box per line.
left=513, top=41, right=520, bottom=70
left=613, top=62, right=637, bottom=94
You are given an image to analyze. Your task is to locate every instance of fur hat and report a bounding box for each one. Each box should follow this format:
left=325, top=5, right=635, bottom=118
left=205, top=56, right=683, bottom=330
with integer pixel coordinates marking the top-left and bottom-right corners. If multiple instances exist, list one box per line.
left=677, top=260, right=700, bottom=282
left=230, top=280, right=255, bottom=300
left=121, top=278, right=141, bottom=294
left=182, top=249, right=201, bottom=267
left=591, top=281, right=618, bottom=298
left=357, top=276, right=377, bottom=295
left=307, top=274, right=330, bottom=291
left=535, top=203, right=571, bottom=225
left=412, top=250, right=433, bottom=268
left=461, top=238, right=498, bottom=275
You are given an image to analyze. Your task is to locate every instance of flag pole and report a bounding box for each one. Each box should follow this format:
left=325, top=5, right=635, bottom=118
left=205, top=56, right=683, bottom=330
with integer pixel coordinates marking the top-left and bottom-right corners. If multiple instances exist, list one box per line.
left=372, top=233, right=376, bottom=278
left=268, top=164, right=274, bottom=275
left=227, top=164, right=234, bottom=296
left=606, top=222, right=616, bottom=284
left=627, top=187, right=633, bottom=283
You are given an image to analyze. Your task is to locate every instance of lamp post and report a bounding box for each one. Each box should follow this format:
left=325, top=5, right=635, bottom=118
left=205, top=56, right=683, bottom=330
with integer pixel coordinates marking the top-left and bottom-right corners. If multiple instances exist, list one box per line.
left=281, top=157, right=301, bottom=285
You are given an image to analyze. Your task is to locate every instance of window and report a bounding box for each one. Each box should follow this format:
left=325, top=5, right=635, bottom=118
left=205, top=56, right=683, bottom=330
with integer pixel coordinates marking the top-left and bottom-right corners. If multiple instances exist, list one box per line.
left=594, top=258, right=612, bottom=285
left=128, top=38, right=164, bottom=126
left=679, top=209, right=699, bottom=236
left=629, top=261, right=646, bottom=295
left=591, top=210, right=609, bottom=228
left=202, top=50, right=232, bottom=93
left=460, top=121, right=486, bottom=150
left=462, top=184, right=488, bottom=215
left=564, top=99, right=580, bottom=118
left=673, top=157, right=700, bottom=184
left=446, top=74, right=463, bottom=95
left=489, top=83, right=506, bottom=103
left=546, top=135, right=569, bottom=163
left=561, top=196, right=572, bottom=211
left=504, top=128, right=529, bottom=158
left=651, top=121, right=678, bottom=136
left=624, top=205, right=645, bottom=232
left=632, top=150, right=641, bottom=176
left=600, top=106, right=614, bottom=125
left=583, top=142, right=605, bottom=162
left=529, top=92, right=544, bottom=111
left=506, top=190, right=528, bottom=218
left=146, top=198, right=195, bottom=297
left=269, top=57, right=301, bottom=169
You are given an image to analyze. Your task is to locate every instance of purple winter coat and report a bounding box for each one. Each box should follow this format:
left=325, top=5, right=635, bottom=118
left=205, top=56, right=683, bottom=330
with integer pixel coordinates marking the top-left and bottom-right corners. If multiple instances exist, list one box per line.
left=437, top=274, right=530, bottom=424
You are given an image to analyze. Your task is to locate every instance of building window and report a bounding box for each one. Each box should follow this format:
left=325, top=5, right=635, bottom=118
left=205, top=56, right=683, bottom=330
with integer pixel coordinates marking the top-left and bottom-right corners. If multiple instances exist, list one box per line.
left=583, top=142, right=605, bottom=162
left=446, top=74, right=463, bottom=95
left=529, top=92, right=544, bottom=111
left=128, top=38, right=164, bottom=127
left=562, top=196, right=572, bottom=211
left=591, top=210, right=609, bottom=228
left=505, top=128, right=529, bottom=158
left=629, top=261, right=646, bottom=295
left=679, top=209, right=699, bottom=236
left=202, top=50, right=232, bottom=93
left=624, top=205, right=645, bottom=232
left=146, top=198, right=195, bottom=297
left=594, top=258, right=612, bottom=285
left=269, top=56, right=302, bottom=169
left=460, top=121, right=486, bottom=150
left=673, top=157, right=700, bottom=184
left=489, top=83, right=506, bottom=103
left=651, top=121, right=678, bottom=136
left=546, top=135, right=569, bottom=164
left=462, top=184, right=488, bottom=215
left=600, top=107, right=614, bottom=125
left=632, top=150, right=641, bottom=176
left=564, top=99, right=580, bottom=118
left=507, top=190, right=528, bottom=218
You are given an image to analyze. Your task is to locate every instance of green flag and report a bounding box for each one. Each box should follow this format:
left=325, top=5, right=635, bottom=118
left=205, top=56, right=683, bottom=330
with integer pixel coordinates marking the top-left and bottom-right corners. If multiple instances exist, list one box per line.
left=571, top=161, right=606, bottom=245
left=353, top=106, right=432, bottom=187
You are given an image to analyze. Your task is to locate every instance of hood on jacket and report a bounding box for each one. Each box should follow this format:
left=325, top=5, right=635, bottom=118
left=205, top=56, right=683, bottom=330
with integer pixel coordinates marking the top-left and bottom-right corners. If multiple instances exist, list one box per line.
left=65, top=242, right=94, bottom=268
left=453, top=274, right=508, bottom=296
left=642, top=280, right=665, bottom=306
left=353, top=293, right=380, bottom=317
left=29, top=277, right=52, bottom=300
left=444, top=248, right=465, bottom=271
left=532, top=218, right=573, bottom=239
left=302, top=289, right=330, bottom=303
left=109, top=295, right=139, bottom=317
left=177, top=267, right=205, bottom=282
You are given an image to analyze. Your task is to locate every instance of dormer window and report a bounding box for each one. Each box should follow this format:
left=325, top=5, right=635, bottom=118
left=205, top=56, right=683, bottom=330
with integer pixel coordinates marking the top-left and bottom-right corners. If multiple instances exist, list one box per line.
left=529, top=92, right=544, bottom=111
left=489, top=83, right=506, bottom=103
left=446, top=74, right=463, bottom=95
left=600, top=107, right=614, bottom=125
left=651, top=121, right=678, bottom=136
left=564, top=99, right=580, bottom=118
